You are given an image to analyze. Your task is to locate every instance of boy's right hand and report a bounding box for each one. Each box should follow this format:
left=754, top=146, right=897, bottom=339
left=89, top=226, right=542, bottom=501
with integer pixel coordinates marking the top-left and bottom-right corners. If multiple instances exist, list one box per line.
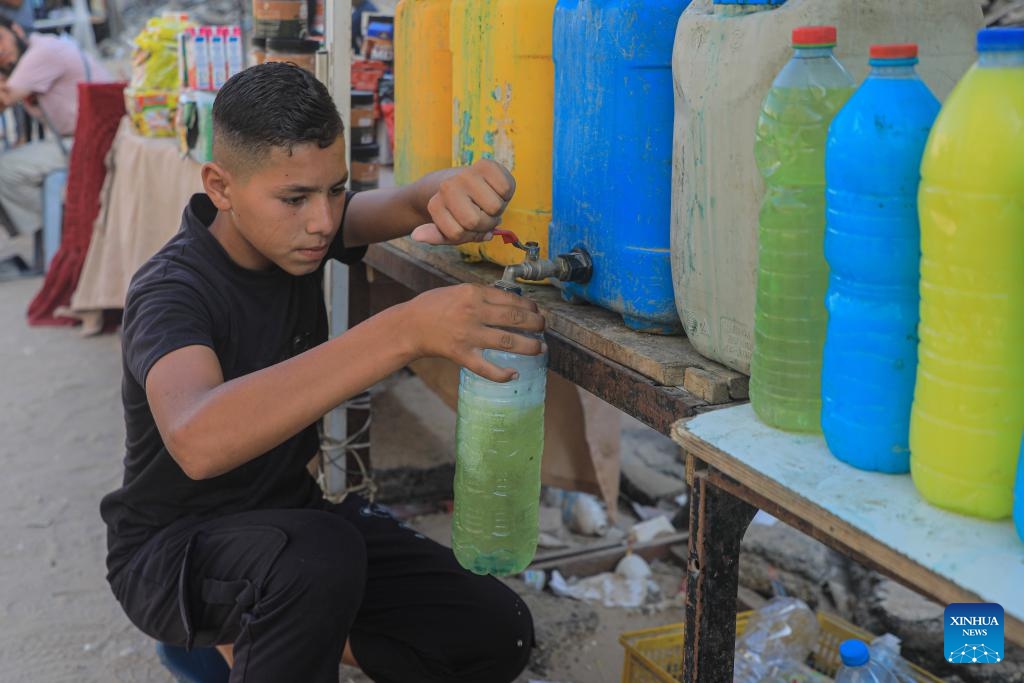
left=406, top=284, right=546, bottom=382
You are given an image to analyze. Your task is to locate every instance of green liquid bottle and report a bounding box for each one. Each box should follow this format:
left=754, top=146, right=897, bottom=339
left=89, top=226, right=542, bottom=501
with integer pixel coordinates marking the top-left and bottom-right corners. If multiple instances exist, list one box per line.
left=452, top=285, right=547, bottom=576
left=750, top=25, right=855, bottom=432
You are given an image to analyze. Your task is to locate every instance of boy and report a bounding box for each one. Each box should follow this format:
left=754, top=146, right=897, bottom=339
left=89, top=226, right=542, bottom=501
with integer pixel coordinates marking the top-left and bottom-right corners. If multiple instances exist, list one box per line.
left=101, top=62, right=544, bottom=683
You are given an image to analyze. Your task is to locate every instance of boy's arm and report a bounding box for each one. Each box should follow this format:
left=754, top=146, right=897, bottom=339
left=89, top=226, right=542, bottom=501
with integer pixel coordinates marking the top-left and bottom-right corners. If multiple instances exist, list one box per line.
left=341, top=159, right=515, bottom=247
left=146, top=282, right=543, bottom=481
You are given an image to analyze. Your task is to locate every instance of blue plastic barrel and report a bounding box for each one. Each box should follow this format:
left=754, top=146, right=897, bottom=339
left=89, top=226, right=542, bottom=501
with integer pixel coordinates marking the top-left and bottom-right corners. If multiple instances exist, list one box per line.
left=1015, top=432, right=1024, bottom=543
left=821, top=44, right=940, bottom=472
left=550, top=0, right=688, bottom=334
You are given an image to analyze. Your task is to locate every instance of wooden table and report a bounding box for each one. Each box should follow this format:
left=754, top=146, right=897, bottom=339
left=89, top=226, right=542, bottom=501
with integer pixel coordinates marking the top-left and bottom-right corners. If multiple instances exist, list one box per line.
left=361, top=238, right=747, bottom=437
left=673, top=404, right=1024, bottom=682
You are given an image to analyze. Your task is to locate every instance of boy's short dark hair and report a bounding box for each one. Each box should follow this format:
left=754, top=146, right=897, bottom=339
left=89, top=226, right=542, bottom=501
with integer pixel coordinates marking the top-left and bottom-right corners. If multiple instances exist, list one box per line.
left=212, top=62, right=344, bottom=174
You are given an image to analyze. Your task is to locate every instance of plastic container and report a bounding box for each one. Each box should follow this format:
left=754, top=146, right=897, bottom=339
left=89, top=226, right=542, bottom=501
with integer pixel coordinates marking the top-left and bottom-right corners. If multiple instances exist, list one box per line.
left=670, top=0, right=983, bottom=374
left=450, top=0, right=556, bottom=265
left=226, top=26, right=244, bottom=77
left=835, top=640, right=897, bottom=683
left=394, top=0, right=453, bottom=186
left=733, top=597, right=820, bottom=682
left=191, top=32, right=212, bottom=91
left=265, top=37, right=319, bottom=73
left=909, top=28, right=1024, bottom=519
left=748, top=26, right=854, bottom=433
left=618, top=611, right=943, bottom=683
left=210, top=33, right=228, bottom=89
left=549, top=0, right=687, bottom=334
left=820, top=44, right=940, bottom=472
left=870, top=634, right=917, bottom=683
left=253, top=0, right=307, bottom=39
left=452, top=283, right=547, bottom=576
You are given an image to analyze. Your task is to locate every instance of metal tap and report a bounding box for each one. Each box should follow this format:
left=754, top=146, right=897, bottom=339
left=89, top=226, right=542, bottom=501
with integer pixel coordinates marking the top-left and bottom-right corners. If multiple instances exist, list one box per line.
left=491, top=229, right=592, bottom=286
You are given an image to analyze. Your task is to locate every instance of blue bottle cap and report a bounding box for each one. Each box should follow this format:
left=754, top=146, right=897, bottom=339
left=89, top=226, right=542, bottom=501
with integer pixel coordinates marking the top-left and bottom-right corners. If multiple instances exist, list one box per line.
left=977, top=27, right=1024, bottom=52
left=714, top=0, right=786, bottom=5
left=839, top=639, right=870, bottom=667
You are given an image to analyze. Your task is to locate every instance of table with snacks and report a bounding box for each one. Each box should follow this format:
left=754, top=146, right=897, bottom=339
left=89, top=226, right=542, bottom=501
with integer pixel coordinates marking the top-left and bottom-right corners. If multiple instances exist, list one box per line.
left=67, top=119, right=204, bottom=331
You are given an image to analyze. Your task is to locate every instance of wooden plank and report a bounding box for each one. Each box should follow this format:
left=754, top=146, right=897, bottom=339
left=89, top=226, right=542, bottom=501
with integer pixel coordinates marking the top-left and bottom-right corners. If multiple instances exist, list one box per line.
left=673, top=405, right=1024, bottom=646
left=375, top=239, right=746, bottom=396
left=684, top=367, right=730, bottom=404
left=365, top=241, right=711, bottom=435
left=546, top=331, right=706, bottom=435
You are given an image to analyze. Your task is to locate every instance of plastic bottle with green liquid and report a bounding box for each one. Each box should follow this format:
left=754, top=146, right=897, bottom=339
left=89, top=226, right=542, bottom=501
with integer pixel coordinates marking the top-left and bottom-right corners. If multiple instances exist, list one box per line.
left=750, top=25, right=855, bottom=432
left=452, top=282, right=547, bottom=576
left=910, top=27, right=1024, bottom=519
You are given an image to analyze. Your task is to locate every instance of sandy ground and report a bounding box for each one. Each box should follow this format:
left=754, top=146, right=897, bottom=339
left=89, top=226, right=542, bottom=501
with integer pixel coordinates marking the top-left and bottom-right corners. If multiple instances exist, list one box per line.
left=0, top=271, right=686, bottom=683
left=0, top=275, right=171, bottom=682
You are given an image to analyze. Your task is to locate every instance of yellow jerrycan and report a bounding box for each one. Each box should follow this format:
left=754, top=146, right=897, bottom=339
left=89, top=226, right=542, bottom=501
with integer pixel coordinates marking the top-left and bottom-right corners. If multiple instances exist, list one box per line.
left=394, top=0, right=453, bottom=187
left=450, top=0, right=555, bottom=265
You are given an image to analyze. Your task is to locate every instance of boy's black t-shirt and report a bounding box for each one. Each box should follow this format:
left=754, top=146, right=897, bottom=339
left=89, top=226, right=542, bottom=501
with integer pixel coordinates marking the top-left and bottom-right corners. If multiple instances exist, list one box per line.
left=100, top=193, right=366, bottom=580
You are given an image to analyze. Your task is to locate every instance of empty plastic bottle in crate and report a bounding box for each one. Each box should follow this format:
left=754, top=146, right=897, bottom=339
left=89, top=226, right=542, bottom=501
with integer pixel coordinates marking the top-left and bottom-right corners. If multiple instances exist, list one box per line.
left=452, top=280, right=547, bottom=576
left=869, top=634, right=916, bottom=683
left=764, top=659, right=832, bottom=682
left=836, top=640, right=897, bottom=683
left=733, top=597, right=821, bottom=682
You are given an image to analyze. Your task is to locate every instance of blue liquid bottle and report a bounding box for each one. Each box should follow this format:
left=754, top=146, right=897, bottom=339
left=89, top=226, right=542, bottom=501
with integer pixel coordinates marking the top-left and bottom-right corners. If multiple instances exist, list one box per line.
left=1015, top=433, right=1024, bottom=543
left=821, top=44, right=940, bottom=472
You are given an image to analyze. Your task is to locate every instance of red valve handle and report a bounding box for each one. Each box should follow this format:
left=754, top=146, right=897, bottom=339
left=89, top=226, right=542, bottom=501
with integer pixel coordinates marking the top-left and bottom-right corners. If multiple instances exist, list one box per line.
left=492, top=228, right=520, bottom=245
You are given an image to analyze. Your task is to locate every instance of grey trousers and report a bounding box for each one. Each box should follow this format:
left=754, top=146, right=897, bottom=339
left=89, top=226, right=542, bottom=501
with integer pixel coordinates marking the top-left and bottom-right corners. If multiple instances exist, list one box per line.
left=0, top=137, right=69, bottom=242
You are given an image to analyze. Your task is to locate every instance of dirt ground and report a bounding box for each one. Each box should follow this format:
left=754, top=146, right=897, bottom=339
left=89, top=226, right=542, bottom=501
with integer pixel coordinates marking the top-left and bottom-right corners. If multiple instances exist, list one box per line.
left=0, top=270, right=687, bottom=683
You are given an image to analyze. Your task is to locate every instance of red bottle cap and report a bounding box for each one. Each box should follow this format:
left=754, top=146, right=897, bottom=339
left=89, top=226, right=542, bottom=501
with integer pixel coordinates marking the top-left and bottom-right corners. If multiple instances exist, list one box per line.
left=198, top=26, right=213, bottom=37
left=869, top=43, right=918, bottom=60
left=792, top=26, right=837, bottom=48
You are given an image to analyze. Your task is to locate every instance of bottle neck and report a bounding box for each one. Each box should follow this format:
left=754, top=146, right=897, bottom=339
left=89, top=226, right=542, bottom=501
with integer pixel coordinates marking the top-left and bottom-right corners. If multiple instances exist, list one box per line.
left=868, top=59, right=919, bottom=79
left=979, top=50, right=1024, bottom=68
left=793, top=46, right=836, bottom=59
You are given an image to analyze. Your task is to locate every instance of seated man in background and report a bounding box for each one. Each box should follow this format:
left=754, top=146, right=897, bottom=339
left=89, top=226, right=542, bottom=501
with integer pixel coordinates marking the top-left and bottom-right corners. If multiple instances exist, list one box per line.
left=0, top=15, right=110, bottom=274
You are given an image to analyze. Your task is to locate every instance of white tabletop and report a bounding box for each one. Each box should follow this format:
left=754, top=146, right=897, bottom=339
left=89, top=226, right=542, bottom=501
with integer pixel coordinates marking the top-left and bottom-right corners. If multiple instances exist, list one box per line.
left=676, top=403, right=1024, bottom=644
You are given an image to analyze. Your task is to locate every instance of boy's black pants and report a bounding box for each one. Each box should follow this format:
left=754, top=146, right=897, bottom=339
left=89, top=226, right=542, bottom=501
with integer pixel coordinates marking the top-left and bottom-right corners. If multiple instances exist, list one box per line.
left=109, top=495, right=534, bottom=683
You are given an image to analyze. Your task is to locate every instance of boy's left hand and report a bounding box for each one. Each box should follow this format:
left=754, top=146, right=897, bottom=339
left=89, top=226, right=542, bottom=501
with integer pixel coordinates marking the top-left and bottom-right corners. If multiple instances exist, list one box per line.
left=411, top=159, right=516, bottom=246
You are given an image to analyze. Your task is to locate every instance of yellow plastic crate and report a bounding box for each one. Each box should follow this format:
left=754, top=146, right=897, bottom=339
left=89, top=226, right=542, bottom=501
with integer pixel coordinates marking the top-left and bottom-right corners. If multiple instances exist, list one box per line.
left=619, top=610, right=943, bottom=683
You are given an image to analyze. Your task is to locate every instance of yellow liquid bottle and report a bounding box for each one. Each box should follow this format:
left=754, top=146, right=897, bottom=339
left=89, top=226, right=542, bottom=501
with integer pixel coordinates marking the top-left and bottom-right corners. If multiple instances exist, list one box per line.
left=450, top=0, right=555, bottom=266
left=394, top=0, right=452, bottom=187
left=910, top=29, right=1024, bottom=519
